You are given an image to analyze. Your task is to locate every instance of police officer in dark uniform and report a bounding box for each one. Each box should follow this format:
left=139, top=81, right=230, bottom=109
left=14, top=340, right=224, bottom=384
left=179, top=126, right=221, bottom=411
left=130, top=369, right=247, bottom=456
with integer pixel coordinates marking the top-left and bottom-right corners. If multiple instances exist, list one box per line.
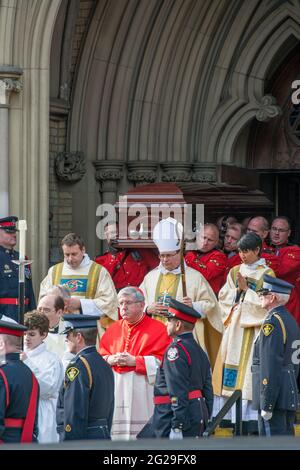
left=0, top=320, right=39, bottom=443
left=56, top=314, right=114, bottom=440
left=252, top=274, right=300, bottom=436
left=140, top=299, right=213, bottom=439
left=0, top=216, right=36, bottom=321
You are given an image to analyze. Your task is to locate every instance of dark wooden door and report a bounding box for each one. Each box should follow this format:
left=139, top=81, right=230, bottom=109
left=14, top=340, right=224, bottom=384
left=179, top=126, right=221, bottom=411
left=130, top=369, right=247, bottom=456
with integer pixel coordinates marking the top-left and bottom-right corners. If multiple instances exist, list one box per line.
left=277, top=174, right=300, bottom=244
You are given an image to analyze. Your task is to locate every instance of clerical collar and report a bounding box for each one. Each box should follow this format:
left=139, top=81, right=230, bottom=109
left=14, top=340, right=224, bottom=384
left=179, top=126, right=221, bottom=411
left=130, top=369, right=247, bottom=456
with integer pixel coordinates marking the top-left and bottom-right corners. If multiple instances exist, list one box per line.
left=159, top=262, right=187, bottom=275
left=244, top=258, right=266, bottom=270
left=49, top=325, right=59, bottom=334
left=65, top=253, right=91, bottom=270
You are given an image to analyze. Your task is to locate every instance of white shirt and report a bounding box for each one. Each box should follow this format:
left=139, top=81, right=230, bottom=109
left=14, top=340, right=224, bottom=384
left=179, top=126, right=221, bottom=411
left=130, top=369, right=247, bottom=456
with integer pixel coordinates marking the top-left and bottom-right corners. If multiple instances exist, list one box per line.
left=24, top=342, right=64, bottom=443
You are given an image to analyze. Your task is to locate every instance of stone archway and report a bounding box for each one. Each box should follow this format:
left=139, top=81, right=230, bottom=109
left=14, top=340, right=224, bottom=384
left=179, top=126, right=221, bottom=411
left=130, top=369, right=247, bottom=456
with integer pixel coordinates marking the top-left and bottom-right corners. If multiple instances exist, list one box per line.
left=48, top=0, right=300, bottom=259
left=248, top=45, right=300, bottom=243
left=0, top=0, right=62, bottom=290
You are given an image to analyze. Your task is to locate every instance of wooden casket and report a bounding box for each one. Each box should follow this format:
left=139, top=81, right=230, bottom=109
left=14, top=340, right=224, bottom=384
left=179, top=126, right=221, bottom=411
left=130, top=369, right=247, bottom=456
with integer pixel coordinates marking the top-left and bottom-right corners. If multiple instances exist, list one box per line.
left=113, top=182, right=274, bottom=248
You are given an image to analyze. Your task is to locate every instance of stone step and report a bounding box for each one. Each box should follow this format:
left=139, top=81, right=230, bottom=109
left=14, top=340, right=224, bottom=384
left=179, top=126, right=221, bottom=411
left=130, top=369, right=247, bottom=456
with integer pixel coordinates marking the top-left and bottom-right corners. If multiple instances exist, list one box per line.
left=213, top=426, right=234, bottom=438
left=211, top=424, right=300, bottom=437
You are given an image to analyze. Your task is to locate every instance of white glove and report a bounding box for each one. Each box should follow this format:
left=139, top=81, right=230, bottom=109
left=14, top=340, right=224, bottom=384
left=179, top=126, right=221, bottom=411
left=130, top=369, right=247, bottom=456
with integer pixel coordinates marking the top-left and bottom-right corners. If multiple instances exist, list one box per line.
left=261, top=410, right=272, bottom=421
left=169, top=428, right=183, bottom=440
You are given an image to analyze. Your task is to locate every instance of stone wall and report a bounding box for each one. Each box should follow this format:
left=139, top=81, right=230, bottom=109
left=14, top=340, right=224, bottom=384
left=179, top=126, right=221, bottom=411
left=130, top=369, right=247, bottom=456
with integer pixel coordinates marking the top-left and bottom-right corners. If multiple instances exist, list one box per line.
left=49, top=0, right=96, bottom=264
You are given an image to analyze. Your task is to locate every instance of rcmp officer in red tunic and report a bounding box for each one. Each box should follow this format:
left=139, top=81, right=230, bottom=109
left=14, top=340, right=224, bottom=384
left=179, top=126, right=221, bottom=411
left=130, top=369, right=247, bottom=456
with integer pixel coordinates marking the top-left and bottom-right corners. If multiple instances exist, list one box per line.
left=252, top=275, right=300, bottom=436
left=0, top=216, right=36, bottom=322
left=269, top=216, right=300, bottom=326
left=56, top=314, right=114, bottom=440
left=140, top=299, right=213, bottom=439
left=185, top=223, right=227, bottom=295
left=0, top=320, right=39, bottom=443
left=95, top=222, right=159, bottom=291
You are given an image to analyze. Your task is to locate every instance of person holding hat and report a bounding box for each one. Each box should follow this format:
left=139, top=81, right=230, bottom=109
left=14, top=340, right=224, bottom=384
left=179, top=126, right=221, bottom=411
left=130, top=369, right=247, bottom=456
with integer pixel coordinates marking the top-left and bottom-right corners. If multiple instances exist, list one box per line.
left=140, top=298, right=213, bottom=439
left=212, top=232, right=275, bottom=434
left=140, top=217, right=223, bottom=369
left=252, top=274, right=300, bottom=436
left=0, top=320, right=39, bottom=443
left=56, top=314, right=114, bottom=441
left=0, top=216, right=36, bottom=322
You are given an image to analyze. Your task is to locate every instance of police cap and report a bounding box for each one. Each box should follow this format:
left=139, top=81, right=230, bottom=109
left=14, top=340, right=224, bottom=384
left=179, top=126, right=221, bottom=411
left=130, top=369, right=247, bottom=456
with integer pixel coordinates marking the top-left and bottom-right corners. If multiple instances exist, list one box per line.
left=61, top=314, right=100, bottom=334
left=0, top=320, right=27, bottom=336
left=0, top=216, right=18, bottom=233
left=166, top=298, right=201, bottom=324
left=258, top=274, right=294, bottom=296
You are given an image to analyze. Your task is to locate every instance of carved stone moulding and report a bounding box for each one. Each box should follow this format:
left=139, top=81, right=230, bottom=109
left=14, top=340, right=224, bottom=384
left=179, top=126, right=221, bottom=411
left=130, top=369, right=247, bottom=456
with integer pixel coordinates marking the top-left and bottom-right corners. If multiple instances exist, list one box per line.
left=0, top=67, right=23, bottom=106
left=192, top=163, right=217, bottom=182
left=93, top=161, right=124, bottom=182
left=161, top=162, right=193, bottom=182
left=127, top=161, right=158, bottom=184
left=55, top=151, right=86, bottom=182
left=255, top=94, right=282, bottom=122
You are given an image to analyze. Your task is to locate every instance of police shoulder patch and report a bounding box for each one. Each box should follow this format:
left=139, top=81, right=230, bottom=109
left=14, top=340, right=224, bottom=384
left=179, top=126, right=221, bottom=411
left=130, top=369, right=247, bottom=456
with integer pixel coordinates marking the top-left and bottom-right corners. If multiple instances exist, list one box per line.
left=66, top=367, right=80, bottom=381
left=262, top=323, right=274, bottom=337
left=167, top=347, right=179, bottom=361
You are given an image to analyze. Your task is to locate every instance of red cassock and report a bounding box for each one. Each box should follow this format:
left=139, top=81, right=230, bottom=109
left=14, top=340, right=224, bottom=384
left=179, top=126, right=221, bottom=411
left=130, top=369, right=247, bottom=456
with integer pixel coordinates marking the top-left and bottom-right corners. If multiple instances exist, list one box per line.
left=95, top=248, right=159, bottom=290
left=274, top=246, right=300, bottom=326
left=185, top=249, right=227, bottom=295
left=99, top=314, right=171, bottom=375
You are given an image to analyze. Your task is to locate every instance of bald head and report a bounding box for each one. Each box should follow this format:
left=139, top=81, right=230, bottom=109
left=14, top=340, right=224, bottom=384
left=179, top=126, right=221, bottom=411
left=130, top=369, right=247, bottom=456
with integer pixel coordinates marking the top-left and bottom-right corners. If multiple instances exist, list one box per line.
left=246, top=216, right=269, bottom=241
left=197, top=224, right=219, bottom=253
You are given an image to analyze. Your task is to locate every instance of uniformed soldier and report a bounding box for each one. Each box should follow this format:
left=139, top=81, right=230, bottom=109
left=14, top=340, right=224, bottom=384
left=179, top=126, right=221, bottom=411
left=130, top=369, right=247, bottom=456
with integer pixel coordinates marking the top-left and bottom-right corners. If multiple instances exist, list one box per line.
left=0, top=320, right=39, bottom=443
left=56, top=314, right=114, bottom=440
left=252, top=274, right=300, bottom=436
left=0, top=216, right=36, bottom=322
left=141, top=299, right=213, bottom=439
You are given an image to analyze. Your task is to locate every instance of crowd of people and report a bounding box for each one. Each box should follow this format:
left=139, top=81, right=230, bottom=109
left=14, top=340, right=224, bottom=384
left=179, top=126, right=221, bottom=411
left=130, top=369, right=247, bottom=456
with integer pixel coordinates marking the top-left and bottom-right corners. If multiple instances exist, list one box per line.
left=0, top=213, right=299, bottom=444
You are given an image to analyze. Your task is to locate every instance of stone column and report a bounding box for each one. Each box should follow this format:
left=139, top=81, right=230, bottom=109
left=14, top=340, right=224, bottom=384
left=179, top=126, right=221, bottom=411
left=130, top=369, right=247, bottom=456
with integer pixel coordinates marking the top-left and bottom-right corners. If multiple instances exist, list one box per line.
left=0, top=69, right=22, bottom=216
left=93, top=161, right=124, bottom=251
left=93, top=161, right=124, bottom=205
left=127, top=161, right=158, bottom=186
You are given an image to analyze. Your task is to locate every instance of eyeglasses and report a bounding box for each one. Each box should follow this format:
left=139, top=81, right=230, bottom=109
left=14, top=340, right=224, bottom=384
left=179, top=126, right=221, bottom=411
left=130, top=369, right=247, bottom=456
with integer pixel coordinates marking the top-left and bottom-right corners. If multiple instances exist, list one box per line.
left=270, top=227, right=289, bottom=233
left=118, top=301, right=141, bottom=307
left=38, top=307, right=55, bottom=314
left=159, top=251, right=180, bottom=260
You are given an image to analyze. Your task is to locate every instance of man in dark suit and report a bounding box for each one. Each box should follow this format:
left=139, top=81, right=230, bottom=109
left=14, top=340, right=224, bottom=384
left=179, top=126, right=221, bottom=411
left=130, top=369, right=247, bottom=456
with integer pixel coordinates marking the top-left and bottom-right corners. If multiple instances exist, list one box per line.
left=252, top=274, right=300, bottom=436
left=56, top=314, right=114, bottom=440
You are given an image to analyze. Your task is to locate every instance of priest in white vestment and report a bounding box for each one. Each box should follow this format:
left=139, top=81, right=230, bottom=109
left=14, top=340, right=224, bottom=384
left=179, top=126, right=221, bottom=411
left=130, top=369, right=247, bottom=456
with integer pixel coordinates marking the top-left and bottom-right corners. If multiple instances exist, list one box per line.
left=140, top=217, right=223, bottom=368
left=39, top=233, right=118, bottom=337
left=212, top=232, right=275, bottom=434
